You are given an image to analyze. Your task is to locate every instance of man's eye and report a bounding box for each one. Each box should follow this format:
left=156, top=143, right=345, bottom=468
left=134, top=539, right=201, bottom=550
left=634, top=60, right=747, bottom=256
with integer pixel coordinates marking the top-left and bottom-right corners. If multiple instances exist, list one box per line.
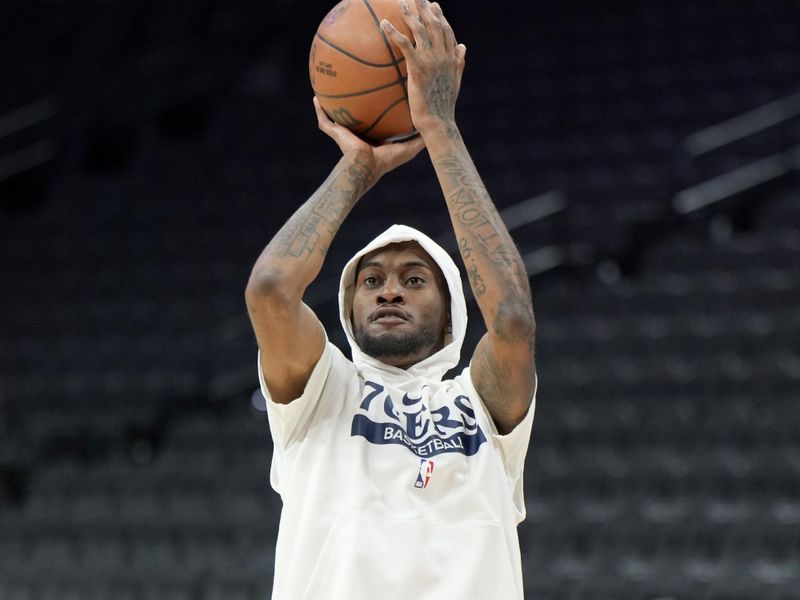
left=364, top=276, right=379, bottom=286
left=407, top=276, right=425, bottom=286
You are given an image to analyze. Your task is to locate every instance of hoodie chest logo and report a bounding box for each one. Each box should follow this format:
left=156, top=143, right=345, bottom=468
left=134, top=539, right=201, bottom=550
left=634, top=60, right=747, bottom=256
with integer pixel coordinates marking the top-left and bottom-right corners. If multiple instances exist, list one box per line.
left=350, top=381, right=487, bottom=457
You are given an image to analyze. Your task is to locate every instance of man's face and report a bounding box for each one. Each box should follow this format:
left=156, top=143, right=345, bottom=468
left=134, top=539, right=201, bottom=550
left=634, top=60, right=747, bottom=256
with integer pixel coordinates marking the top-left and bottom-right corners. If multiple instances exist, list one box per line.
left=351, top=242, right=450, bottom=369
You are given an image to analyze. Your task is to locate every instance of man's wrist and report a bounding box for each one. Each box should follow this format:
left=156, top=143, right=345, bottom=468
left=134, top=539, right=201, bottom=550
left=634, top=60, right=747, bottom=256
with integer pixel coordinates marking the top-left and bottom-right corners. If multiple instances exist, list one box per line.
left=417, top=118, right=461, bottom=142
left=340, top=149, right=381, bottom=192
left=342, top=147, right=375, bottom=164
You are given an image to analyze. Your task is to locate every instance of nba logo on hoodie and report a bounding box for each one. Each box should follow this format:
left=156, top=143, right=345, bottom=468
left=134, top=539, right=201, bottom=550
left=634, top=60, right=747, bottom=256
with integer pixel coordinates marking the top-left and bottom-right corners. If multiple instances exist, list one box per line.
left=414, top=458, right=435, bottom=489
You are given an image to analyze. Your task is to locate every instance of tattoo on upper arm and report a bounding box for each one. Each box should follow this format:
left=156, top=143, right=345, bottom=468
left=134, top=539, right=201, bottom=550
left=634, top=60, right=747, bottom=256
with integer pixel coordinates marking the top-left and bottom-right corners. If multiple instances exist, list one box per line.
left=473, top=340, right=519, bottom=425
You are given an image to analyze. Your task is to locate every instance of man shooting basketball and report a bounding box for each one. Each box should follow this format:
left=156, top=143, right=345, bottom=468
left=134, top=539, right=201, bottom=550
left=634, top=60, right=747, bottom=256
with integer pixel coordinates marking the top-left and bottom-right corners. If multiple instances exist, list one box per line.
left=245, top=1, right=537, bottom=597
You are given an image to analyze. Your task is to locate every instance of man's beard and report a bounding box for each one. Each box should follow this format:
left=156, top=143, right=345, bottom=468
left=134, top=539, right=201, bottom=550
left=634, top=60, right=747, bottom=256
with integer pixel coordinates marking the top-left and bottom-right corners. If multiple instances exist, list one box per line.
left=354, top=325, right=441, bottom=361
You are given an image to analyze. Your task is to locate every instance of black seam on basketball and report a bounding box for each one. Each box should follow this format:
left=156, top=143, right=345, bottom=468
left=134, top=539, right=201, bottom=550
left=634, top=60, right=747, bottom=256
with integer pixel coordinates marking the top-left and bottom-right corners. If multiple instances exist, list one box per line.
left=314, top=78, right=408, bottom=99
left=362, top=0, right=408, bottom=98
left=315, top=33, right=406, bottom=68
left=359, top=96, right=408, bottom=136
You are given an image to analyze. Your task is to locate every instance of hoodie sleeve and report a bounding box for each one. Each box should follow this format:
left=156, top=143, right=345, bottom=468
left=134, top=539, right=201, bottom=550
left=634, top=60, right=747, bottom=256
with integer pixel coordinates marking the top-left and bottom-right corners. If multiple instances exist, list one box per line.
left=463, top=368, right=537, bottom=519
left=258, top=342, right=333, bottom=450
left=489, top=376, right=537, bottom=480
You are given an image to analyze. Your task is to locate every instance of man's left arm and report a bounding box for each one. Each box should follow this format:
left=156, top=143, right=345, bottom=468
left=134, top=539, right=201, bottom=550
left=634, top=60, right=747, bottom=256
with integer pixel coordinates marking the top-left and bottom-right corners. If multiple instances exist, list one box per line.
left=384, top=0, right=535, bottom=434
left=430, top=128, right=536, bottom=434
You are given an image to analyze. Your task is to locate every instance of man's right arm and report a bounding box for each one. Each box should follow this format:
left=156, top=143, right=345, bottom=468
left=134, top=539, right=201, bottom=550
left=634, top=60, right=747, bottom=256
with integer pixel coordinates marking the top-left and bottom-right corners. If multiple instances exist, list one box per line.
left=245, top=150, right=377, bottom=405
left=246, top=98, right=425, bottom=405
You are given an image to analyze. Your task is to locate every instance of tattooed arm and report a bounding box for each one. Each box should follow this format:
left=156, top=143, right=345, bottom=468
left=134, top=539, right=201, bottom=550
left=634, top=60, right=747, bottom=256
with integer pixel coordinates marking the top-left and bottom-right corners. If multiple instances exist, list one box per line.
left=384, top=0, right=535, bottom=433
left=246, top=99, right=424, bottom=404
left=430, top=130, right=536, bottom=434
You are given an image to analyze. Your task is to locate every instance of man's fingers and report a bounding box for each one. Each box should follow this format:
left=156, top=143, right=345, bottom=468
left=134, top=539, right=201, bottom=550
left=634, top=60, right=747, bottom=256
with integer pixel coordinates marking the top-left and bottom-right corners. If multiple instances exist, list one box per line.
left=382, top=134, right=426, bottom=165
left=453, top=44, right=466, bottom=97
left=313, top=96, right=334, bottom=131
left=399, top=134, right=426, bottom=159
left=395, top=0, right=429, bottom=50
left=313, top=96, right=349, bottom=142
left=457, top=43, right=467, bottom=65
left=456, top=43, right=467, bottom=79
left=417, top=0, right=445, bottom=49
left=430, top=2, right=456, bottom=51
left=313, top=96, right=327, bottom=125
left=380, top=19, right=414, bottom=56
left=404, top=136, right=426, bottom=162
left=417, top=0, right=435, bottom=22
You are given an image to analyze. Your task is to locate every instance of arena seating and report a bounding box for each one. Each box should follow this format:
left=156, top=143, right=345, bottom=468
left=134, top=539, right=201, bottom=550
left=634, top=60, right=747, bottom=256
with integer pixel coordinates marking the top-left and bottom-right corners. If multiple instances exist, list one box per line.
left=1, top=1, right=799, bottom=598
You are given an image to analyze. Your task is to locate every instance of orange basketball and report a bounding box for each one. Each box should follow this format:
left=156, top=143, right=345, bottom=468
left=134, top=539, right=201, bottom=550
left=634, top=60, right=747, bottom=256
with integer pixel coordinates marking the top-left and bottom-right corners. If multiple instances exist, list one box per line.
left=309, top=0, right=416, bottom=143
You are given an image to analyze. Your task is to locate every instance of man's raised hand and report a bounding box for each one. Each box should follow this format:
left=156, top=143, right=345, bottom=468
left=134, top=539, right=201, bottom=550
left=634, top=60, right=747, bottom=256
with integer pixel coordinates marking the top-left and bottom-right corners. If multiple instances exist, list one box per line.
left=313, top=96, right=426, bottom=186
left=380, top=0, right=467, bottom=135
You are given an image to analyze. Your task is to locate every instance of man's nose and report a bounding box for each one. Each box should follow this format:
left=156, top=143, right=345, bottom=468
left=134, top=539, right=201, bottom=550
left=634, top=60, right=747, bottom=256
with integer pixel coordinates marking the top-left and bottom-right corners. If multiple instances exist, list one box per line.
left=377, top=278, right=403, bottom=304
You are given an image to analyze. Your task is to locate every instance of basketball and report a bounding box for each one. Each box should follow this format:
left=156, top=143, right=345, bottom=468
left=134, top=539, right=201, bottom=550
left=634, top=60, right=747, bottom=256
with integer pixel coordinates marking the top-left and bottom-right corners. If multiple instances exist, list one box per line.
left=309, top=0, right=416, bottom=143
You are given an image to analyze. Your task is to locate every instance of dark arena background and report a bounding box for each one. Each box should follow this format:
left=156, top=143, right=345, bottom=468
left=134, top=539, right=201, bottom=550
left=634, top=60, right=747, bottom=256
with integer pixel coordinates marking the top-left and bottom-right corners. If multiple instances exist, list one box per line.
left=1, top=1, right=799, bottom=599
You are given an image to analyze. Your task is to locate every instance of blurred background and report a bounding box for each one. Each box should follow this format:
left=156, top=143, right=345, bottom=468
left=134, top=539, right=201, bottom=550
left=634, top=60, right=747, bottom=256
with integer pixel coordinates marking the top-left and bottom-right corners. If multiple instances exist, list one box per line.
left=1, top=1, right=799, bottom=599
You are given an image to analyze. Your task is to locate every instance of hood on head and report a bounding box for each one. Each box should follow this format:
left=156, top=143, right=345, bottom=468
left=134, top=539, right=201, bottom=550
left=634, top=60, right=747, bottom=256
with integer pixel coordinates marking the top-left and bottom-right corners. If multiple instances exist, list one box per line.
left=339, top=224, right=467, bottom=381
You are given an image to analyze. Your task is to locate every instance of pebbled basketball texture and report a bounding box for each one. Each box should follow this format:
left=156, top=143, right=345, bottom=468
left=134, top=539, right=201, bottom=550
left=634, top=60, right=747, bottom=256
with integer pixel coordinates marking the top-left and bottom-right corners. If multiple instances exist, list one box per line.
left=309, top=0, right=416, bottom=142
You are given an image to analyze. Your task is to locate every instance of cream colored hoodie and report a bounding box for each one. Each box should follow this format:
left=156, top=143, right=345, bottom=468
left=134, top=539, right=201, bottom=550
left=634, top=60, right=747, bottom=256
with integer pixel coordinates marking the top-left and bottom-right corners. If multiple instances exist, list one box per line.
left=258, top=225, right=536, bottom=599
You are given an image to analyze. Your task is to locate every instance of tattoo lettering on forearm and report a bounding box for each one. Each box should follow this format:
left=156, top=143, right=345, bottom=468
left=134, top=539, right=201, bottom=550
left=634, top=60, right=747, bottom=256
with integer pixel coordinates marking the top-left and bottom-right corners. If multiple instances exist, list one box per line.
left=458, top=237, right=483, bottom=298
left=441, top=152, right=529, bottom=292
left=468, top=263, right=487, bottom=297
left=288, top=209, right=323, bottom=257
left=266, top=158, right=374, bottom=259
left=458, top=236, right=472, bottom=259
left=267, top=185, right=345, bottom=258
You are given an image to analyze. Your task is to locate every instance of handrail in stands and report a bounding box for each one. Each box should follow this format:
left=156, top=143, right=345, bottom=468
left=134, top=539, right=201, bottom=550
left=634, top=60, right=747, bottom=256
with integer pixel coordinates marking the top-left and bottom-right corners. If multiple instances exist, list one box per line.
left=683, top=89, right=800, bottom=157
left=673, top=146, right=799, bottom=214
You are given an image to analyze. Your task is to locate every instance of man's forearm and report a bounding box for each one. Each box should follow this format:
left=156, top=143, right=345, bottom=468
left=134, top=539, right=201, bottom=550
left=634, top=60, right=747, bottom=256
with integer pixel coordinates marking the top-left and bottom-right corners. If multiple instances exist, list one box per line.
left=424, top=125, right=533, bottom=330
left=249, top=151, right=377, bottom=297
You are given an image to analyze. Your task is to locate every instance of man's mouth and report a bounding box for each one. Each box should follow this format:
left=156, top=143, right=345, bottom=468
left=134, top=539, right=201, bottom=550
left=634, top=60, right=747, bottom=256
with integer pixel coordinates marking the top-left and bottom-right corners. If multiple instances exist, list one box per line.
left=370, top=307, right=409, bottom=323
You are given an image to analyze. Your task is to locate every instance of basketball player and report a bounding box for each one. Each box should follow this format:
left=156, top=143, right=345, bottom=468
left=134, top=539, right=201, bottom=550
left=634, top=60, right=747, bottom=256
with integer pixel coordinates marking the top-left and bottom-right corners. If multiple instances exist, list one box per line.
left=245, top=1, right=536, bottom=597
